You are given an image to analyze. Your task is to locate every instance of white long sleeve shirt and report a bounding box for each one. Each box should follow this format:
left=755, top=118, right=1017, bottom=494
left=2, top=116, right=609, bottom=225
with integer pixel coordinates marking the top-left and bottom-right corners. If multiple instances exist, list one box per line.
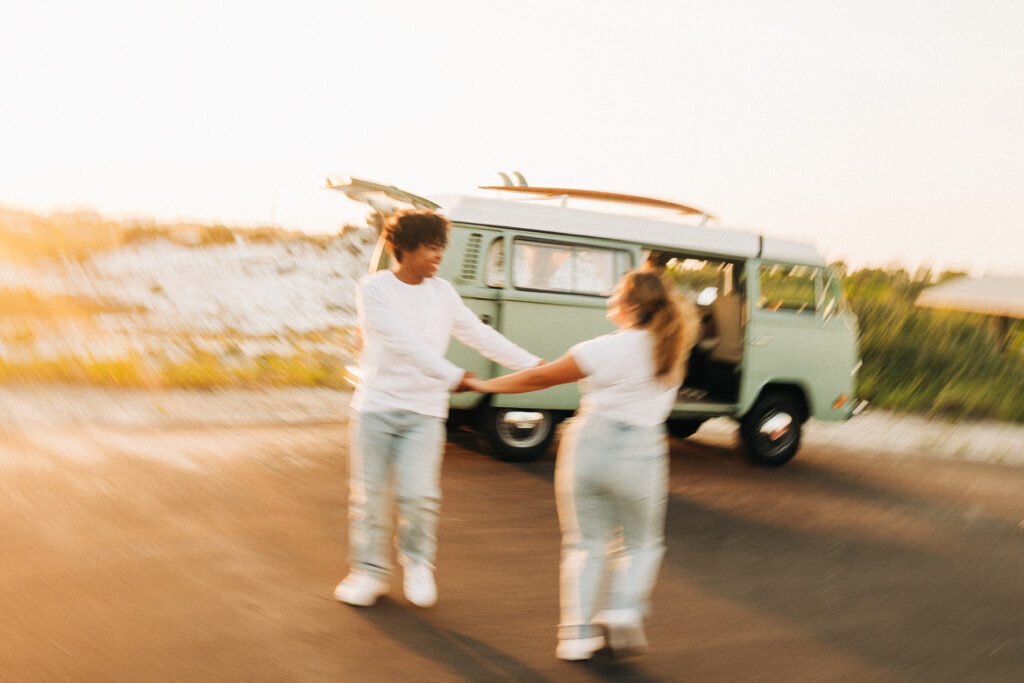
left=350, top=270, right=542, bottom=418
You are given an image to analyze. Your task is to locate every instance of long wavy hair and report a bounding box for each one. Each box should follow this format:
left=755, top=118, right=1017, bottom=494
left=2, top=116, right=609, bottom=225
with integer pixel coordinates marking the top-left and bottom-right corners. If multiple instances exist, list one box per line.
left=618, top=270, right=687, bottom=384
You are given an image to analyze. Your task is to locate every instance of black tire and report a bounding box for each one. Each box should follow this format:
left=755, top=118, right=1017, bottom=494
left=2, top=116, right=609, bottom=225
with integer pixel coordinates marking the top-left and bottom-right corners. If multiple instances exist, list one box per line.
left=480, top=407, right=557, bottom=462
left=666, top=418, right=706, bottom=440
left=740, top=392, right=803, bottom=467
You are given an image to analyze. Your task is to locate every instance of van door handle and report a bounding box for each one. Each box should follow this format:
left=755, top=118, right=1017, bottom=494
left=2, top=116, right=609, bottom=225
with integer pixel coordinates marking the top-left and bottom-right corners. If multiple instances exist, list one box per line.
left=751, top=335, right=773, bottom=346
left=479, top=314, right=493, bottom=326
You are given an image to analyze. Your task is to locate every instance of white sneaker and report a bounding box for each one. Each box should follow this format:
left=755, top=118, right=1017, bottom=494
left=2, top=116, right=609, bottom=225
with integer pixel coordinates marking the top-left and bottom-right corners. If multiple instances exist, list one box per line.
left=402, top=563, right=437, bottom=607
left=594, top=609, right=648, bottom=657
left=333, top=572, right=389, bottom=607
left=556, top=636, right=605, bottom=661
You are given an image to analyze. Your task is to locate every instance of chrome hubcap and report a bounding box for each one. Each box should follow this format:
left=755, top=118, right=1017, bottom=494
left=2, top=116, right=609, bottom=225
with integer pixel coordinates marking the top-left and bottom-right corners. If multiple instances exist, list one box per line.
left=756, top=411, right=795, bottom=456
left=495, top=410, right=550, bottom=448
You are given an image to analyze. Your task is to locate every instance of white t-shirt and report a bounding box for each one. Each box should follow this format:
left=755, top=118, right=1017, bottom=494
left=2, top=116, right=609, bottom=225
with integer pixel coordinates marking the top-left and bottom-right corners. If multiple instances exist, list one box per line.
left=351, top=270, right=541, bottom=418
left=570, top=328, right=680, bottom=427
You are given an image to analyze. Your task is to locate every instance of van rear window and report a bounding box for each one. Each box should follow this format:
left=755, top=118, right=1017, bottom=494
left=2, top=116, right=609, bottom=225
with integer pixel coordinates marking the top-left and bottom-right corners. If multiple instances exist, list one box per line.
left=511, top=239, right=631, bottom=296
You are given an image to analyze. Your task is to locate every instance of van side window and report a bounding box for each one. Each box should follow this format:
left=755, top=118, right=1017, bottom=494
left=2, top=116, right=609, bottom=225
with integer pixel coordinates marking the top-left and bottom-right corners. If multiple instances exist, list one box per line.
left=757, top=264, right=819, bottom=313
left=484, top=237, right=505, bottom=287
left=513, top=239, right=630, bottom=296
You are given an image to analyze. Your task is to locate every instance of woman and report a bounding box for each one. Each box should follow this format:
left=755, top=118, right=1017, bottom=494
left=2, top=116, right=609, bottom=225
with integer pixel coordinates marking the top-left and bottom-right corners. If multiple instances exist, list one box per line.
left=465, top=270, right=689, bottom=661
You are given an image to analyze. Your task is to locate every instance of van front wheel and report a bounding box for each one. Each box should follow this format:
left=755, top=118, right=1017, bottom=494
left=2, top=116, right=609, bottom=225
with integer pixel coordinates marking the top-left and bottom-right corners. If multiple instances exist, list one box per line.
left=740, top=393, right=802, bottom=466
left=481, top=408, right=557, bottom=462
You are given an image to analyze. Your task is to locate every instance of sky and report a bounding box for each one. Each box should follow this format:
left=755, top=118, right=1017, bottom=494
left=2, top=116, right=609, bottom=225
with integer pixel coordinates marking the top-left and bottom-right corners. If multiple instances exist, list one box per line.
left=2, top=0, right=1023, bottom=276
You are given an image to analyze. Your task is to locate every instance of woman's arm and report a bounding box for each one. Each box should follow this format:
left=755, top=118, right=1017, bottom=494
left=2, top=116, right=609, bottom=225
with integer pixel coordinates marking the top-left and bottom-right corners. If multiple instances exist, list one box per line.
left=465, top=352, right=585, bottom=394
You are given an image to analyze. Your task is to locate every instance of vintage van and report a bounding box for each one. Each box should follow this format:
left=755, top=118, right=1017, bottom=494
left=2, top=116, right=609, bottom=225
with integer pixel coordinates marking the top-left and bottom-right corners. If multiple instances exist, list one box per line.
left=328, top=176, right=864, bottom=467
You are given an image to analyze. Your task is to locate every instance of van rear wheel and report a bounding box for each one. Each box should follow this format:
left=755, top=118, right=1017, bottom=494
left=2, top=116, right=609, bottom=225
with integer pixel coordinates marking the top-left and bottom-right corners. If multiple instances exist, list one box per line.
left=740, top=393, right=802, bottom=466
left=481, top=407, right=556, bottom=462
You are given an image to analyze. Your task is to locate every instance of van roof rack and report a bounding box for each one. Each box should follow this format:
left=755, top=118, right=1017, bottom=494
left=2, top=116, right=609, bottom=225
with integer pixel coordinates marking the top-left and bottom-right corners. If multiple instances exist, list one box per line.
left=478, top=184, right=716, bottom=221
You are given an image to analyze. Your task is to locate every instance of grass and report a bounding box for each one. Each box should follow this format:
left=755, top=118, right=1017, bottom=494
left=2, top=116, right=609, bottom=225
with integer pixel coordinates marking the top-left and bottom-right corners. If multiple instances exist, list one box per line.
left=0, top=288, right=141, bottom=318
left=0, top=351, right=352, bottom=390
left=0, top=355, right=152, bottom=387
left=161, top=352, right=350, bottom=389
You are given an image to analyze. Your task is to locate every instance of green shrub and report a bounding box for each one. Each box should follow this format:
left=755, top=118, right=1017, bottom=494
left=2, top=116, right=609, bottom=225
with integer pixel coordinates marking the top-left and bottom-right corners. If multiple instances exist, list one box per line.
left=845, top=266, right=1024, bottom=422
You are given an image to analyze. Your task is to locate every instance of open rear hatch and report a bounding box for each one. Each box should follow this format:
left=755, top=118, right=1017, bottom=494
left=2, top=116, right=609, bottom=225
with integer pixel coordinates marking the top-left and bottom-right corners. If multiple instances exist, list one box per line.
left=323, top=175, right=439, bottom=215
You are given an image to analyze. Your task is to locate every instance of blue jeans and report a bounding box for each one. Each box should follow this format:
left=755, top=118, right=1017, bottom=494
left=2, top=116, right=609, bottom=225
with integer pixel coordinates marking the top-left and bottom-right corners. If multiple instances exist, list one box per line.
left=555, top=413, right=669, bottom=640
left=347, top=410, right=446, bottom=580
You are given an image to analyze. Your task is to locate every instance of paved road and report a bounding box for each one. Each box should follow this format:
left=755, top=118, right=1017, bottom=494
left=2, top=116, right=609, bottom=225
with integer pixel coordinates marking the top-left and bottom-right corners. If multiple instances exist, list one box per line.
left=2, top=416, right=1022, bottom=682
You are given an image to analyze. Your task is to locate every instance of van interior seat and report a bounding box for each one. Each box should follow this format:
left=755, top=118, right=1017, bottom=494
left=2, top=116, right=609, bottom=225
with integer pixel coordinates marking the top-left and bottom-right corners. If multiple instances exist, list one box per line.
left=709, top=292, right=743, bottom=364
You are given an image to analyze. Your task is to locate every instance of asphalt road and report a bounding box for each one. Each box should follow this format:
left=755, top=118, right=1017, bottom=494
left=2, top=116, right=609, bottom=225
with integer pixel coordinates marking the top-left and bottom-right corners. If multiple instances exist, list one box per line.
left=2, top=417, right=1023, bottom=682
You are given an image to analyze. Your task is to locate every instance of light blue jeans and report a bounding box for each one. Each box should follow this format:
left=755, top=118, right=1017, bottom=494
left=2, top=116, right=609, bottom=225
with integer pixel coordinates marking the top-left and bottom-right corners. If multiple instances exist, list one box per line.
left=555, top=413, right=669, bottom=641
left=347, top=410, right=446, bottom=580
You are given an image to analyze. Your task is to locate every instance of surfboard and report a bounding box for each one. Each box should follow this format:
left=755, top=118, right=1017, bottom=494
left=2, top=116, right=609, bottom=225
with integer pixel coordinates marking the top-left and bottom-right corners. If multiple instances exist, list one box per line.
left=478, top=185, right=715, bottom=220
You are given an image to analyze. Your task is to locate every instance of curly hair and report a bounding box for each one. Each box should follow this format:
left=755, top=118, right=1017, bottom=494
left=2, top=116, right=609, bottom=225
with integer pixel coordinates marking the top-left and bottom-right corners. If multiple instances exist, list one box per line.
left=383, top=210, right=449, bottom=263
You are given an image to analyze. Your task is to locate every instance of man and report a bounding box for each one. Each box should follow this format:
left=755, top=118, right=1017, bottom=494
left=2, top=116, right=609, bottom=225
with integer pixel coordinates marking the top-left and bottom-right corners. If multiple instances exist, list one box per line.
left=335, top=209, right=542, bottom=608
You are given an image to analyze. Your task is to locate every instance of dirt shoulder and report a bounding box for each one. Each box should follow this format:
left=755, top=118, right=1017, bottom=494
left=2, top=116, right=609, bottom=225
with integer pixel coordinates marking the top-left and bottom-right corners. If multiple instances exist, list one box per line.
left=2, top=385, right=1020, bottom=467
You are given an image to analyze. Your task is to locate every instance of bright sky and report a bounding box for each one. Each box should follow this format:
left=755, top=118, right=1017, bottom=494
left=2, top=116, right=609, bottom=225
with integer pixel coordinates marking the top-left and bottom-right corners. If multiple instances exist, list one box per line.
left=2, top=1, right=1023, bottom=275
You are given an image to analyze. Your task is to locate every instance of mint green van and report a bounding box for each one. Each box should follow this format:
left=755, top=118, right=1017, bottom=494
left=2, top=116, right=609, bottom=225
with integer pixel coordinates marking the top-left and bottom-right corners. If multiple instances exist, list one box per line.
left=328, top=177, right=864, bottom=466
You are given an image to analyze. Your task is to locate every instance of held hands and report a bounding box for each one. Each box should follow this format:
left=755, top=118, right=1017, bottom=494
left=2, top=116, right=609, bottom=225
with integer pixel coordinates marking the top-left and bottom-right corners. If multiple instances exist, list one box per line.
left=454, top=358, right=552, bottom=394
left=454, top=370, right=494, bottom=393
left=463, top=376, right=490, bottom=393
left=454, top=371, right=478, bottom=393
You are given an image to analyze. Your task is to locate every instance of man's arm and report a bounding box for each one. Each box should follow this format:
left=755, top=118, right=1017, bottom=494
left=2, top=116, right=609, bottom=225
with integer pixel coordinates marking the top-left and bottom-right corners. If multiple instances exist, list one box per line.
left=448, top=287, right=542, bottom=370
